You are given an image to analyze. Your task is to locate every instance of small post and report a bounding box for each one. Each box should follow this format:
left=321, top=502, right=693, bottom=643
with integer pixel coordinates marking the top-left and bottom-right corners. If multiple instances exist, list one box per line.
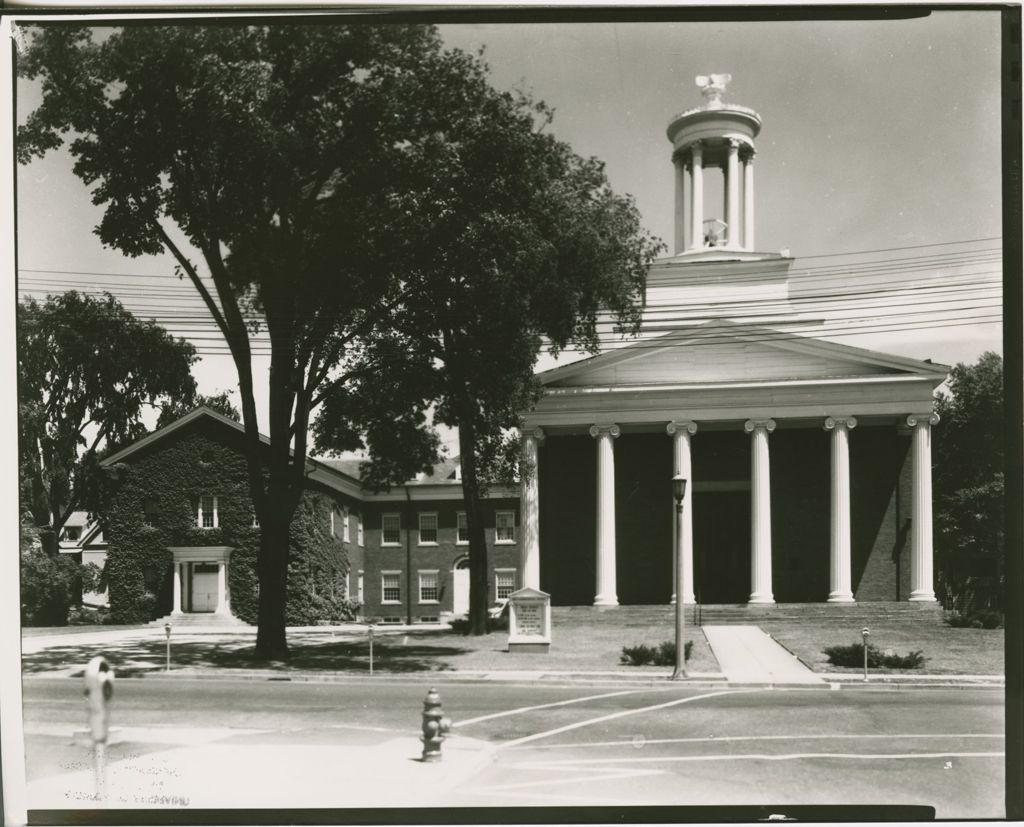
left=164, top=623, right=172, bottom=672
left=862, top=627, right=870, bottom=682
left=83, top=656, right=114, bottom=801
left=368, top=624, right=374, bottom=676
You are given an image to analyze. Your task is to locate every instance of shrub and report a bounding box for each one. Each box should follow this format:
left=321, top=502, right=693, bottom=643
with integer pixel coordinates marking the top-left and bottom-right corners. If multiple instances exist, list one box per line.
left=449, top=614, right=508, bottom=634
left=20, top=548, right=82, bottom=626
left=621, top=640, right=693, bottom=666
left=67, top=604, right=113, bottom=626
left=946, top=609, right=1004, bottom=629
left=823, top=642, right=926, bottom=670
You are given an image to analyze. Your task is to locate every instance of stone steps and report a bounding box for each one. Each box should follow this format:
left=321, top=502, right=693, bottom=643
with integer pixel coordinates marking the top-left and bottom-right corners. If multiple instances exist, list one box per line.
left=149, top=613, right=249, bottom=628
left=552, top=602, right=945, bottom=627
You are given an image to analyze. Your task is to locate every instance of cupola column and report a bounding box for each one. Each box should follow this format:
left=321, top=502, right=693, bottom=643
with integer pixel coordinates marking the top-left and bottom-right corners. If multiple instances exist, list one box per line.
left=743, top=149, right=756, bottom=250
left=673, top=154, right=686, bottom=254
left=689, top=143, right=704, bottom=250
left=726, top=139, right=741, bottom=248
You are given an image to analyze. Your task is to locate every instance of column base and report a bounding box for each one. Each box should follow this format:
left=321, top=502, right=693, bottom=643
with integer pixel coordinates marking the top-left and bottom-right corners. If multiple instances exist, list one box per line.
left=593, top=595, right=619, bottom=607
left=827, top=592, right=855, bottom=603
left=908, top=591, right=937, bottom=602
left=669, top=594, right=697, bottom=605
left=747, top=594, right=775, bottom=605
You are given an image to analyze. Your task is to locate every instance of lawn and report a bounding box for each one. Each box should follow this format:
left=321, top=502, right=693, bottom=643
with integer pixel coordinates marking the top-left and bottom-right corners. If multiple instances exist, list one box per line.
left=763, top=622, right=1004, bottom=676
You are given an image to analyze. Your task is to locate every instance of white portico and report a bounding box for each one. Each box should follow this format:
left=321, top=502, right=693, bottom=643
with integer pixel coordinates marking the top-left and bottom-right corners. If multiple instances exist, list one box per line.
left=518, top=75, right=948, bottom=609
left=168, top=546, right=234, bottom=616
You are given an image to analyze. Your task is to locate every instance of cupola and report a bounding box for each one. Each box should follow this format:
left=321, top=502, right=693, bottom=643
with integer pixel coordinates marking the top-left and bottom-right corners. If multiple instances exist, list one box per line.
left=667, top=74, right=761, bottom=255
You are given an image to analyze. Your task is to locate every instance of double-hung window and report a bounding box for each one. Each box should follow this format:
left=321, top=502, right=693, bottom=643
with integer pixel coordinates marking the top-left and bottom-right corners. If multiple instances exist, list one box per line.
left=382, top=514, right=401, bottom=546
left=418, top=570, right=439, bottom=603
left=418, top=513, right=438, bottom=546
left=381, top=572, right=401, bottom=604
left=343, top=510, right=351, bottom=543
left=495, top=510, right=515, bottom=544
left=495, top=569, right=516, bottom=601
left=456, top=512, right=469, bottom=545
left=197, top=495, right=219, bottom=529
left=357, top=516, right=364, bottom=546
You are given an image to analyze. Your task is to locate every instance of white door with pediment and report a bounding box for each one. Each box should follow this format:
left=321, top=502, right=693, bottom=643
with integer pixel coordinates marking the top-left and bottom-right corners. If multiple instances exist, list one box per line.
left=453, top=559, right=470, bottom=616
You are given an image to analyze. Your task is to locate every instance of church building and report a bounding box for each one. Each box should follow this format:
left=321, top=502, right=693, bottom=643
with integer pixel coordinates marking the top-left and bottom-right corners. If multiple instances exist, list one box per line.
left=516, top=75, right=949, bottom=609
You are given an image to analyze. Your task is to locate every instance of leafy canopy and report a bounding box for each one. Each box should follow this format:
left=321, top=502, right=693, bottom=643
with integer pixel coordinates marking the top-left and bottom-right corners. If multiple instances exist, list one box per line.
left=18, top=291, right=197, bottom=536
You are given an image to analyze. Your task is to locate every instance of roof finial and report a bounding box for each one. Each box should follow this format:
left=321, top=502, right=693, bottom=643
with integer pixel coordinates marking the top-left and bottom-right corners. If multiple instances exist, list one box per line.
left=696, top=73, right=732, bottom=109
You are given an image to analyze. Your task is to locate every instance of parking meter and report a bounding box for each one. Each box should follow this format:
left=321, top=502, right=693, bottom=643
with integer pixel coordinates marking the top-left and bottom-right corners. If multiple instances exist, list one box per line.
left=83, top=655, right=114, bottom=743
left=861, top=627, right=870, bottom=682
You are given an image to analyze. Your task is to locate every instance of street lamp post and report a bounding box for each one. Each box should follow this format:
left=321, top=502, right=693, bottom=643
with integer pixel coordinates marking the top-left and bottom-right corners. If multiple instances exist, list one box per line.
left=672, top=475, right=688, bottom=680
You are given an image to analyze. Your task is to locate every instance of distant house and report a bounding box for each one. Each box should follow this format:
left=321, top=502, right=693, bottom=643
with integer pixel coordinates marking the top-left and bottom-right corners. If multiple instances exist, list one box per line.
left=58, top=511, right=108, bottom=607
left=96, top=407, right=519, bottom=625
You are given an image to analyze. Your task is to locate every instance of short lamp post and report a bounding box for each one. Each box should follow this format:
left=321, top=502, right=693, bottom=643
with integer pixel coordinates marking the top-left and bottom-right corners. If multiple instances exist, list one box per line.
left=672, top=475, right=688, bottom=680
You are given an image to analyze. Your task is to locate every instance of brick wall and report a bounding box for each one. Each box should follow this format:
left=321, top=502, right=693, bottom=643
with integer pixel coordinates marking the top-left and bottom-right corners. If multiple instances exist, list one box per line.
left=359, top=497, right=520, bottom=621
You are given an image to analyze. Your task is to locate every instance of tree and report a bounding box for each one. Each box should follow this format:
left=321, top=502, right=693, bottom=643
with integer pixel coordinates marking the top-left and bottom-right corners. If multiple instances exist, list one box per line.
left=18, top=23, right=465, bottom=658
left=933, top=351, right=1004, bottom=613
left=156, top=390, right=241, bottom=429
left=18, top=291, right=197, bottom=555
left=314, top=47, right=662, bottom=633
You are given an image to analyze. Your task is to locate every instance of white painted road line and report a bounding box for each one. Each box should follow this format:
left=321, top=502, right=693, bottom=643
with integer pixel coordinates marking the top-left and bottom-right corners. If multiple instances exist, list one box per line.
left=507, top=751, right=1006, bottom=766
left=508, top=732, right=1005, bottom=750
left=453, top=686, right=678, bottom=728
left=499, top=689, right=760, bottom=749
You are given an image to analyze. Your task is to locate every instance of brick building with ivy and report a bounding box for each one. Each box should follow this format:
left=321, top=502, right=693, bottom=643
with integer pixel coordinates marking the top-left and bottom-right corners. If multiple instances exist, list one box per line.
left=97, top=407, right=520, bottom=626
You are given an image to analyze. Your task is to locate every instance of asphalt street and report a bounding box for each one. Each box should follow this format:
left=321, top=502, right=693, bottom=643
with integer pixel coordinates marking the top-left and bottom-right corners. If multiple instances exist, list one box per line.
left=21, top=676, right=1005, bottom=818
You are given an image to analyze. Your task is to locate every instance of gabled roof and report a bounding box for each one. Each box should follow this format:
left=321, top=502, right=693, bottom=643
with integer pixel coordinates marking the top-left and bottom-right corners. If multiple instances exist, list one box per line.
left=537, top=318, right=950, bottom=389
left=101, top=406, right=363, bottom=499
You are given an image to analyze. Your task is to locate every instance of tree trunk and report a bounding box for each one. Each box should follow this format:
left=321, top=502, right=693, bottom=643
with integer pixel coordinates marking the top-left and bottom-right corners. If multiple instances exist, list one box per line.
left=255, top=512, right=290, bottom=660
left=457, top=416, right=490, bottom=636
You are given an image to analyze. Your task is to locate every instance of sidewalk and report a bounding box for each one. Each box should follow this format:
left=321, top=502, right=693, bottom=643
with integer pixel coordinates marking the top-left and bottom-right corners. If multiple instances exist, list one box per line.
left=26, top=722, right=494, bottom=809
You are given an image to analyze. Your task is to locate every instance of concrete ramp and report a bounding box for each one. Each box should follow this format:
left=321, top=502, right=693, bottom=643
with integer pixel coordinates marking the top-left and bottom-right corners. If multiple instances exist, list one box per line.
left=703, top=625, right=825, bottom=685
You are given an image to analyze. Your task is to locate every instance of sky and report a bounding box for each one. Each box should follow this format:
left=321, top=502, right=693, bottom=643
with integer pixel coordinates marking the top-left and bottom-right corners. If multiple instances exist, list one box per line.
left=12, top=10, right=1005, bottom=443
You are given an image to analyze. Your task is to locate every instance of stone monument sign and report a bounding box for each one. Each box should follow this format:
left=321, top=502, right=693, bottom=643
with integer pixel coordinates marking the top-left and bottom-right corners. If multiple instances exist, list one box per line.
left=507, top=587, right=551, bottom=654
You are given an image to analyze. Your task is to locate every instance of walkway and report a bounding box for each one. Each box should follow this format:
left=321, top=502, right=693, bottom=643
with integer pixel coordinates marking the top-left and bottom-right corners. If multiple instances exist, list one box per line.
left=702, top=625, right=825, bottom=685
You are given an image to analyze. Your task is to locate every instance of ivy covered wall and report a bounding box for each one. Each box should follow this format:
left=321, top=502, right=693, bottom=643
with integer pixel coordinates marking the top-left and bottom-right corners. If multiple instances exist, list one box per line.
left=104, top=419, right=358, bottom=624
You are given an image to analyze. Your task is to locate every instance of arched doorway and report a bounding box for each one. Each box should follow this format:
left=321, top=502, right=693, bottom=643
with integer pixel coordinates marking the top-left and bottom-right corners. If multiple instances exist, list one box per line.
left=453, top=558, right=470, bottom=616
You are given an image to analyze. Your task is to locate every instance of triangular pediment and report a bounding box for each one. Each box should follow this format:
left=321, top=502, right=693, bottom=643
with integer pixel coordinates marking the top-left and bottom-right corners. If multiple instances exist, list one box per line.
left=539, top=320, right=949, bottom=388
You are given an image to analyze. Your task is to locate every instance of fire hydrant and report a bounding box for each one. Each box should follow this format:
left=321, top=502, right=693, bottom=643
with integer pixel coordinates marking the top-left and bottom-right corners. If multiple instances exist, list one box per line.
left=420, top=687, right=452, bottom=762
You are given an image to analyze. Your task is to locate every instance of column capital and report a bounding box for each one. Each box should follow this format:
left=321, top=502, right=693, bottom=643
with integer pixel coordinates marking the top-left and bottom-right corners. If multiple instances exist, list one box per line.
left=906, top=412, right=940, bottom=428
left=742, top=146, right=757, bottom=161
left=823, top=416, right=858, bottom=431
left=522, top=426, right=546, bottom=444
left=744, top=418, right=776, bottom=434
left=689, top=141, right=704, bottom=160
left=666, top=420, right=698, bottom=437
left=726, top=137, right=742, bottom=150
left=590, top=424, right=621, bottom=439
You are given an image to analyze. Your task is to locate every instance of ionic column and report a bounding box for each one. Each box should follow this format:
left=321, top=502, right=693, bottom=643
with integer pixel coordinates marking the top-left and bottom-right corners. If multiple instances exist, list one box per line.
left=674, top=154, right=686, bottom=254
left=743, top=149, right=755, bottom=250
left=590, top=424, right=620, bottom=606
left=667, top=421, right=697, bottom=604
left=215, top=560, right=228, bottom=615
left=907, top=413, right=940, bottom=602
left=520, top=426, right=545, bottom=590
left=824, top=416, right=857, bottom=603
left=745, top=418, right=776, bottom=604
left=726, top=139, right=741, bottom=248
left=171, top=562, right=183, bottom=615
left=689, top=143, right=704, bottom=250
